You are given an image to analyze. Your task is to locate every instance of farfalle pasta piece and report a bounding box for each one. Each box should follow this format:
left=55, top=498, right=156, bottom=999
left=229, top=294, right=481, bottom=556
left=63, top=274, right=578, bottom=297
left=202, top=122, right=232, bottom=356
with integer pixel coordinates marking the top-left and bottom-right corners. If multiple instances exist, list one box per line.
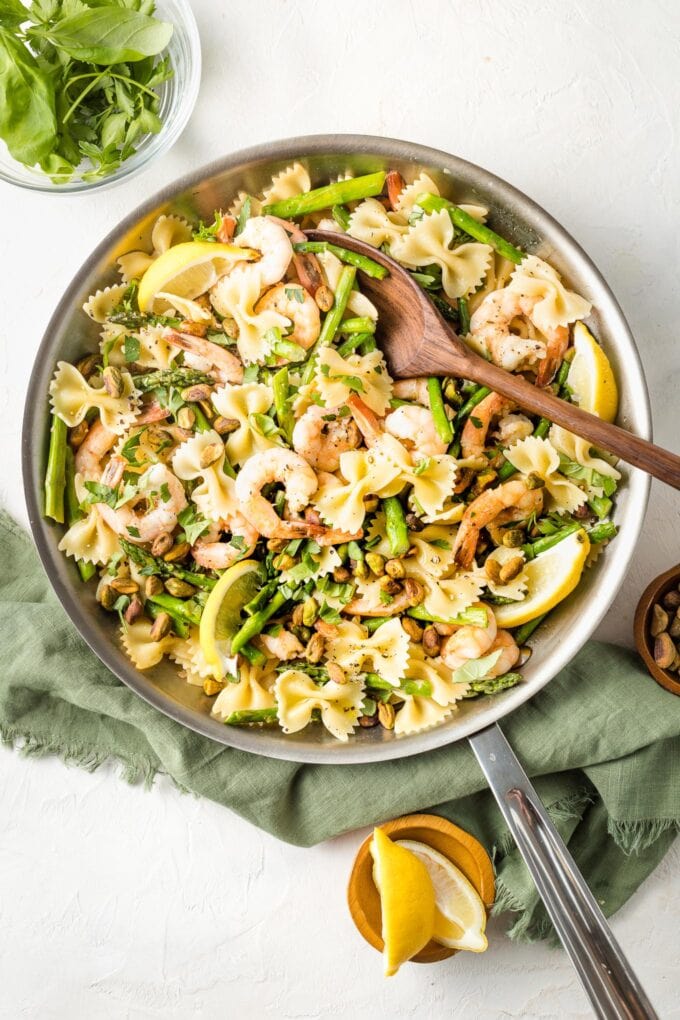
left=390, top=209, right=493, bottom=300
left=210, top=266, right=288, bottom=364
left=421, top=501, right=466, bottom=526
left=507, top=255, right=591, bottom=334
left=394, top=696, right=453, bottom=737
left=120, top=619, right=177, bottom=671
left=274, top=670, right=364, bottom=741
left=49, top=362, right=138, bottom=434
left=169, top=627, right=215, bottom=679
left=262, top=162, right=311, bottom=205
left=347, top=197, right=410, bottom=249
left=478, top=547, right=528, bottom=601
left=549, top=425, right=621, bottom=493
left=505, top=435, right=587, bottom=513
left=406, top=524, right=458, bottom=580
left=211, top=382, right=278, bottom=466
left=228, top=192, right=263, bottom=218
left=279, top=544, right=342, bottom=585
left=394, top=173, right=440, bottom=220
left=468, top=252, right=515, bottom=316
left=405, top=645, right=470, bottom=707
left=105, top=325, right=180, bottom=370
left=82, top=284, right=129, bottom=323
left=58, top=505, right=120, bottom=566
left=172, top=430, right=238, bottom=522
left=418, top=573, right=484, bottom=622
left=374, top=434, right=457, bottom=517
left=317, top=348, right=392, bottom=416
left=327, top=618, right=409, bottom=686
left=117, top=214, right=193, bottom=282
left=316, top=250, right=378, bottom=321
left=315, top=447, right=403, bottom=533
left=212, top=661, right=277, bottom=721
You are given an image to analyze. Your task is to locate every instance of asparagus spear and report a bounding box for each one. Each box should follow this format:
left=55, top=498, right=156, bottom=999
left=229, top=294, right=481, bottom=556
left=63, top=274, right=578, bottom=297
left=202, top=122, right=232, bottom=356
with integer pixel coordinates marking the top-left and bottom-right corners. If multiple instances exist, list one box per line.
left=293, top=241, right=388, bottom=280
left=302, top=265, right=357, bottom=383
left=44, top=414, right=67, bottom=524
left=337, top=332, right=374, bottom=357
left=147, top=592, right=202, bottom=627
left=383, top=497, right=410, bottom=557
left=120, top=539, right=216, bottom=591
left=417, top=193, right=525, bottom=265
left=148, top=599, right=189, bottom=638
left=63, top=447, right=96, bottom=582
left=133, top=367, right=212, bottom=393
left=272, top=367, right=295, bottom=444
left=427, top=377, right=454, bottom=444
left=239, top=642, right=267, bottom=666
left=513, top=613, right=548, bottom=646
left=230, top=591, right=288, bottom=654
left=332, top=204, right=351, bottom=230
left=263, top=172, right=386, bottom=219
left=454, top=385, right=491, bottom=426
left=224, top=707, right=279, bottom=726
left=408, top=604, right=488, bottom=627
left=458, top=295, right=471, bottom=335
left=337, top=316, right=376, bottom=335
left=463, top=672, right=522, bottom=697
left=363, top=673, right=434, bottom=698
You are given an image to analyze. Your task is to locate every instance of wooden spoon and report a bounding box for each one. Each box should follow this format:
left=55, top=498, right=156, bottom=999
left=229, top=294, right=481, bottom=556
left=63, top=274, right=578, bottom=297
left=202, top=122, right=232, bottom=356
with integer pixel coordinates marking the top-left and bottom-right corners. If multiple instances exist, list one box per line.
left=306, top=229, right=680, bottom=489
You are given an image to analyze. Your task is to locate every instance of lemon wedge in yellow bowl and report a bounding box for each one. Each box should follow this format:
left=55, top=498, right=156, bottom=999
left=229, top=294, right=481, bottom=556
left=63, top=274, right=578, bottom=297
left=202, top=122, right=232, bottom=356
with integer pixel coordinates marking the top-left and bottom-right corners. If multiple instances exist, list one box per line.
left=199, top=559, right=264, bottom=679
left=396, top=840, right=488, bottom=952
left=137, top=241, right=258, bottom=313
left=493, top=528, right=590, bottom=628
left=567, top=322, right=619, bottom=422
left=370, top=827, right=436, bottom=977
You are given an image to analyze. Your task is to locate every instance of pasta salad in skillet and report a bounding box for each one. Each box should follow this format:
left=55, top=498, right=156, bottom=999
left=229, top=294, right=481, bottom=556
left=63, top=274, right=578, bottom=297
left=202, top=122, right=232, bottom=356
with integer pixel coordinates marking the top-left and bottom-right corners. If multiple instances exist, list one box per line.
left=44, top=164, right=620, bottom=741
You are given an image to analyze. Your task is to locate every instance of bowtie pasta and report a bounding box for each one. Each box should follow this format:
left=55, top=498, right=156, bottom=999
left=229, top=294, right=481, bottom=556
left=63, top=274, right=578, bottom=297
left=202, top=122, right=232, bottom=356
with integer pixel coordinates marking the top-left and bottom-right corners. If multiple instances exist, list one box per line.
left=44, top=164, right=620, bottom=742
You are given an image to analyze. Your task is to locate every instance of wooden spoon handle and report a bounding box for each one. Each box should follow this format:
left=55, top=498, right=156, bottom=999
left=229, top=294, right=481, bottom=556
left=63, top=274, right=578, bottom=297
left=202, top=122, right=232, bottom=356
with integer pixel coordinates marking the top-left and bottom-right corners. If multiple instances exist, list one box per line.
left=460, top=356, right=677, bottom=487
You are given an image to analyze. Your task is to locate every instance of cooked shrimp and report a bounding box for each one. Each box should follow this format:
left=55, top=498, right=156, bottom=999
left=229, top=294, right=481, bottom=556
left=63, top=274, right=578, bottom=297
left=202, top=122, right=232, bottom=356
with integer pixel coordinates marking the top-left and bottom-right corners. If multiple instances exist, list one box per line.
left=440, top=605, right=498, bottom=669
left=470, top=288, right=568, bottom=383
left=392, top=378, right=430, bottom=405
left=292, top=405, right=361, bottom=472
left=494, top=412, right=534, bottom=447
left=258, top=629, right=304, bottom=660
left=255, top=283, right=321, bottom=351
left=452, top=479, right=544, bottom=568
left=460, top=392, right=514, bottom=459
left=96, top=464, right=187, bottom=544
left=386, top=405, right=449, bottom=458
left=135, top=400, right=172, bottom=424
left=486, top=629, right=520, bottom=677
left=74, top=419, right=117, bottom=480
left=234, top=216, right=293, bottom=285
left=191, top=513, right=259, bottom=570
left=163, top=329, right=243, bottom=385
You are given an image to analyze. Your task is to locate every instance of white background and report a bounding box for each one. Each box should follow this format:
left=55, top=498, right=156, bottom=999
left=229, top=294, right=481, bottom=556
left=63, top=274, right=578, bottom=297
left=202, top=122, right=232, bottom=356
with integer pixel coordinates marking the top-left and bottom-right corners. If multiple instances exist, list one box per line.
left=1, top=1, right=679, bottom=1017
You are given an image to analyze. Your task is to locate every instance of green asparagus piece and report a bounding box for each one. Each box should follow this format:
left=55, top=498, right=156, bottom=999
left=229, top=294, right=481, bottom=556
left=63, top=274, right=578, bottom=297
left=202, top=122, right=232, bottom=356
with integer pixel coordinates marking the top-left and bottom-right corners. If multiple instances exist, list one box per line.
left=364, top=673, right=434, bottom=699
left=239, top=642, right=267, bottom=667
left=120, top=539, right=216, bottom=591
left=263, top=172, right=386, bottom=219
left=588, top=520, right=618, bottom=543
left=417, top=193, right=524, bottom=265
left=272, top=367, right=295, bottom=444
left=191, top=404, right=212, bottom=432
left=230, top=591, right=287, bottom=654
left=64, top=447, right=96, bottom=582
left=133, top=367, right=212, bottom=393
left=244, top=579, right=278, bottom=616
left=293, top=241, right=388, bottom=280
left=148, top=600, right=189, bottom=638
left=337, top=316, right=376, bottom=335
left=359, top=335, right=377, bottom=354
left=383, top=497, right=410, bottom=557
left=44, top=414, right=68, bottom=524
left=427, top=377, right=454, bottom=444
left=337, top=332, right=374, bottom=358
left=522, top=523, right=583, bottom=560
left=588, top=495, right=613, bottom=520
left=302, top=265, right=357, bottom=383
left=364, top=617, right=392, bottom=633
left=454, top=385, right=491, bottom=426
left=458, top=296, right=471, bottom=335
left=408, top=604, right=488, bottom=627
left=429, top=292, right=459, bottom=323
left=463, top=672, right=523, bottom=698
left=224, top=707, right=279, bottom=726
left=332, top=204, right=351, bottom=230
left=513, top=613, right=549, bottom=646
left=147, top=592, right=202, bottom=627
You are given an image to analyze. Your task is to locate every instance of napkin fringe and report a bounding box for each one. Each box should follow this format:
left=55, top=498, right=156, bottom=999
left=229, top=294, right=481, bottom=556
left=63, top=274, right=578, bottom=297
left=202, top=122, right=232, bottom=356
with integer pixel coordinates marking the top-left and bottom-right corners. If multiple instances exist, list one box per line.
left=0, top=721, right=160, bottom=788
left=608, top=816, right=679, bottom=855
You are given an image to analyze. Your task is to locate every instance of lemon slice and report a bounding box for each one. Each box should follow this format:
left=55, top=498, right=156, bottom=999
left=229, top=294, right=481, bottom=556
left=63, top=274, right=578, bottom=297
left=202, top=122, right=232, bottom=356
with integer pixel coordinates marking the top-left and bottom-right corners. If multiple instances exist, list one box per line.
left=567, top=322, right=619, bottom=422
left=370, top=827, right=436, bottom=977
left=137, top=241, right=258, bottom=313
left=396, top=840, right=488, bottom=952
left=493, top=528, right=590, bottom=628
left=199, top=559, right=265, bottom=679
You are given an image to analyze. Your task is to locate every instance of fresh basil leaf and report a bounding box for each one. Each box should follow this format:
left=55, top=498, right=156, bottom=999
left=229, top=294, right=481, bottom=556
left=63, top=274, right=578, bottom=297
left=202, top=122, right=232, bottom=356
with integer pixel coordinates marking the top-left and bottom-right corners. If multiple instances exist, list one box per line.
left=452, top=649, right=502, bottom=686
left=0, top=28, right=57, bottom=164
left=0, top=0, right=29, bottom=28
left=123, top=334, right=140, bottom=362
left=83, top=480, right=117, bottom=508
left=177, top=504, right=210, bottom=545
left=46, top=8, right=173, bottom=64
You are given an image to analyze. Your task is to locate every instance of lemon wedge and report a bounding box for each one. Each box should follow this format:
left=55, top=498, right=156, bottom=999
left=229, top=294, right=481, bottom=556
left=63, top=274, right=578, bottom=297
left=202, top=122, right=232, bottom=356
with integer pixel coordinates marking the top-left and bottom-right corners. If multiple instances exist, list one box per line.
left=493, top=528, right=590, bottom=628
left=567, top=322, right=619, bottom=422
left=137, top=241, right=258, bottom=313
left=370, top=827, right=436, bottom=976
left=396, top=840, right=488, bottom=952
left=199, top=559, right=265, bottom=679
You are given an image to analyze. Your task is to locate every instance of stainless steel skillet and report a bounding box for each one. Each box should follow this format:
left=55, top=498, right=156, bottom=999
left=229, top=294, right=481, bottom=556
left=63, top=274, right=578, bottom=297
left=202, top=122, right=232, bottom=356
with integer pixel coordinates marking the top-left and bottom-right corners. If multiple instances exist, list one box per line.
left=22, top=136, right=655, bottom=1017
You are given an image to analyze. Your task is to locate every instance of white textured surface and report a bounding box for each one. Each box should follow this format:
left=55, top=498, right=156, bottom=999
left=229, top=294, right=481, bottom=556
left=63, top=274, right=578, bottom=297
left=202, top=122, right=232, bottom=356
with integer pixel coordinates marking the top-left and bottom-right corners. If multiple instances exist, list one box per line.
left=1, top=1, right=679, bottom=1016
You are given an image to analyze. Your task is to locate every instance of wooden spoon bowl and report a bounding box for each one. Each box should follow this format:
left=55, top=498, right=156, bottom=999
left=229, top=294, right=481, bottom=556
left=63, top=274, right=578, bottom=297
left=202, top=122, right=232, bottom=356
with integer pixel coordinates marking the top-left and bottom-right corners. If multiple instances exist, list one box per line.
left=347, top=813, right=495, bottom=965
left=634, top=564, right=680, bottom=696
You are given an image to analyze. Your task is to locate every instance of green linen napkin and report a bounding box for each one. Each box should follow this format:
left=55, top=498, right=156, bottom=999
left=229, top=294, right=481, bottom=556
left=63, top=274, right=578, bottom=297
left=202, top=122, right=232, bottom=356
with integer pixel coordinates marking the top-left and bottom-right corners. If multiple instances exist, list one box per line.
left=2, top=509, right=679, bottom=942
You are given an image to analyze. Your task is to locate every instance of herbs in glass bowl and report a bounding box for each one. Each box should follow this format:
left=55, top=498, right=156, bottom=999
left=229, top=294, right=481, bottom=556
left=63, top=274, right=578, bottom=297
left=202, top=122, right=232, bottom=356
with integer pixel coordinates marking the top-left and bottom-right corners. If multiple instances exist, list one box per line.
left=0, top=0, right=199, bottom=189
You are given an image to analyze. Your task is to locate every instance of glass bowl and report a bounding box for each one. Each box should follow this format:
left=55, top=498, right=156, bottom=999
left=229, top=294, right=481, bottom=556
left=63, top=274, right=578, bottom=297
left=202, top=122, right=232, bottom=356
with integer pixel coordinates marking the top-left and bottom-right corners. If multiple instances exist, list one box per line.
left=0, top=0, right=201, bottom=194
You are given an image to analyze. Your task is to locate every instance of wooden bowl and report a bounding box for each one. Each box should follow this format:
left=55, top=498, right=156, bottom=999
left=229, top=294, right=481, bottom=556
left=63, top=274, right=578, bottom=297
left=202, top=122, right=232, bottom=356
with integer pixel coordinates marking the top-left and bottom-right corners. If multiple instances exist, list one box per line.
left=347, top=813, right=495, bottom=965
left=634, top=564, right=680, bottom=696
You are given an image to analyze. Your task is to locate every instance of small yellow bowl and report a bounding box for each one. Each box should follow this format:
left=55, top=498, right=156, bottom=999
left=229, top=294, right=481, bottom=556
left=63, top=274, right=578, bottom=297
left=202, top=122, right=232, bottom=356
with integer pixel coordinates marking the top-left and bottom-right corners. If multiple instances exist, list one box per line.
left=347, top=813, right=495, bottom=965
